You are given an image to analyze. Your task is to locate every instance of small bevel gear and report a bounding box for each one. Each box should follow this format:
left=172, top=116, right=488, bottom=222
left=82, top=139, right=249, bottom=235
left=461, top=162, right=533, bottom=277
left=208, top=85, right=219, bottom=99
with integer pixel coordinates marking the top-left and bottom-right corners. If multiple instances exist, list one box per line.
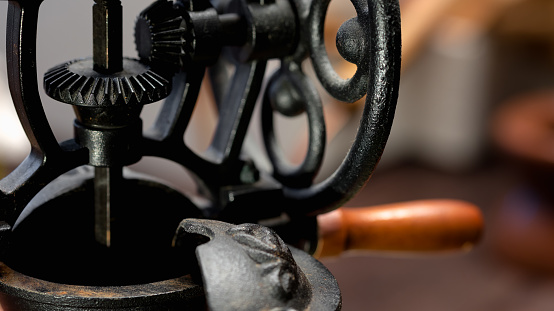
left=134, top=0, right=191, bottom=69
left=43, top=58, right=171, bottom=107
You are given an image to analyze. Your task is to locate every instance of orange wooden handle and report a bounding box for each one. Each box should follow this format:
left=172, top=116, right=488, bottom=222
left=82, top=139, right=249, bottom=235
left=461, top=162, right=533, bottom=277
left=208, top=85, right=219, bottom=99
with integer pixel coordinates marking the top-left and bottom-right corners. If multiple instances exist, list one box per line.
left=316, top=199, right=483, bottom=257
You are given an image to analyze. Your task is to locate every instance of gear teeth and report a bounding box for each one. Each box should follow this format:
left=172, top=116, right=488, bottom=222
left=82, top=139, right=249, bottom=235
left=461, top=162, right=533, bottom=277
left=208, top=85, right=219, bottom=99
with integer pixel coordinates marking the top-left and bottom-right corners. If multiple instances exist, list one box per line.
left=75, top=76, right=94, bottom=105
left=43, top=58, right=172, bottom=107
left=135, top=0, right=190, bottom=69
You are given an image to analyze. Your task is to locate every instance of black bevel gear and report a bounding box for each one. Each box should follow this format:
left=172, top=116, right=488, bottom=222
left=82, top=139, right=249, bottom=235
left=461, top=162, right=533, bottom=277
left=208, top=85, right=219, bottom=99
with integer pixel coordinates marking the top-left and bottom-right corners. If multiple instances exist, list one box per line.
left=134, top=0, right=192, bottom=69
left=43, top=58, right=171, bottom=107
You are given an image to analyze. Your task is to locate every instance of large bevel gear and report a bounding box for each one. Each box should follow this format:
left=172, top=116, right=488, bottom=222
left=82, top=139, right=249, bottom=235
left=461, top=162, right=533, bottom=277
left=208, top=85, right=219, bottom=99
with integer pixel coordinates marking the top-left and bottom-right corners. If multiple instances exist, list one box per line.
left=43, top=57, right=172, bottom=107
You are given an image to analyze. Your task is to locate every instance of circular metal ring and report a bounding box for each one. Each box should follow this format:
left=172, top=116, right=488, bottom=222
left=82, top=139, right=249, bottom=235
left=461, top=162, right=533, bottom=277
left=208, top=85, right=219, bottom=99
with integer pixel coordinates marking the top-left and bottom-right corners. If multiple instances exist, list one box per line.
left=0, top=262, right=204, bottom=310
left=307, top=0, right=370, bottom=103
left=262, top=65, right=326, bottom=188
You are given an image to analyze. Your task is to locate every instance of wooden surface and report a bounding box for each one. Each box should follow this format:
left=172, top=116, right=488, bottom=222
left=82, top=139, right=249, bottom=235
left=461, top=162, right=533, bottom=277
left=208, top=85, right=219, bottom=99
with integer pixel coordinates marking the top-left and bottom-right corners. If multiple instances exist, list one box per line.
left=320, top=163, right=554, bottom=311
left=317, top=200, right=483, bottom=257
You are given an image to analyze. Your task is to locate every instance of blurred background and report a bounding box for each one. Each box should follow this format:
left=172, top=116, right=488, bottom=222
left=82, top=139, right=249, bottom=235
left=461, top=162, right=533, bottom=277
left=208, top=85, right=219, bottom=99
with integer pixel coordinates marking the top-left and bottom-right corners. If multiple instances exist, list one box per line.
left=1, top=0, right=554, bottom=310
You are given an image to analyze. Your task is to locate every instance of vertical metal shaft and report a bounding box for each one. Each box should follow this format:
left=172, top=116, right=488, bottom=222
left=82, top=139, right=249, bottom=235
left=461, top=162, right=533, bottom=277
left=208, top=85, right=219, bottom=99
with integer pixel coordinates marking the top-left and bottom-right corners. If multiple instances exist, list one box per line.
left=94, top=167, right=122, bottom=247
left=92, top=0, right=123, bottom=246
left=93, top=0, right=123, bottom=74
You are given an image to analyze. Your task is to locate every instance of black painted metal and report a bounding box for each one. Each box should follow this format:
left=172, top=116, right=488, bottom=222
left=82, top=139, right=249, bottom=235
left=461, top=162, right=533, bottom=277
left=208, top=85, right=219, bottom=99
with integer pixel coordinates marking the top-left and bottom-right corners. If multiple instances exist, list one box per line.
left=0, top=262, right=205, bottom=310
left=93, top=0, right=123, bottom=74
left=0, top=0, right=401, bottom=309
left=1, top=1, right=89, bottom=229
left=262, top=63, right=326, bottom=188
left=174, top=219, right=341, bottom=311
left=281, top=0, right=402, bottom=217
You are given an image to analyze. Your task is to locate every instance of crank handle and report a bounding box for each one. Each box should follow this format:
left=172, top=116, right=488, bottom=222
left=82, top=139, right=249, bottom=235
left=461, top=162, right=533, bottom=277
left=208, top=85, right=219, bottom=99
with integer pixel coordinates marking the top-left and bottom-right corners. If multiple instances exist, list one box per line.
left=316, top=199, right=483, bottom=257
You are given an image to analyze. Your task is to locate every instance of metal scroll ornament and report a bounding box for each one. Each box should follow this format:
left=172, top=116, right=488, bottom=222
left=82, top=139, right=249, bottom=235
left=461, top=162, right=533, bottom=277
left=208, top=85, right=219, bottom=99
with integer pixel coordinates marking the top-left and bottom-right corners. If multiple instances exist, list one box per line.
left=0, top=0, right=400, bottom=310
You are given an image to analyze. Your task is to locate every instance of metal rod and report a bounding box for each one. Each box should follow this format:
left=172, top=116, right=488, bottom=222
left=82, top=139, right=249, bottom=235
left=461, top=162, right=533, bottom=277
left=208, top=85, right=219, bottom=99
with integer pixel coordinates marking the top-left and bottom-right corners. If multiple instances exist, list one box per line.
left=91, top=0, right=124, bottom=247
left=93, top=0, right=123, bottom=74
left=94, top=166, right=121, bottom=247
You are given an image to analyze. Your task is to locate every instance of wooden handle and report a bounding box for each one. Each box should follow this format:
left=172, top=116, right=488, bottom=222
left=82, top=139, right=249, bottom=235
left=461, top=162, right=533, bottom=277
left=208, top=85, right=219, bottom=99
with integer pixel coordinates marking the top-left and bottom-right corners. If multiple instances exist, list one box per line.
left=316, top=199, right=483, bottom=257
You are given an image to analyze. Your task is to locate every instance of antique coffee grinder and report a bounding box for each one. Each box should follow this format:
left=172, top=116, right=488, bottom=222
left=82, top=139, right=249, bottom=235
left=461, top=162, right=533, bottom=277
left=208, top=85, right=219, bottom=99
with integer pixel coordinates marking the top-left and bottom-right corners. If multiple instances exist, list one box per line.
left=0, top=0, right=481, bottom=310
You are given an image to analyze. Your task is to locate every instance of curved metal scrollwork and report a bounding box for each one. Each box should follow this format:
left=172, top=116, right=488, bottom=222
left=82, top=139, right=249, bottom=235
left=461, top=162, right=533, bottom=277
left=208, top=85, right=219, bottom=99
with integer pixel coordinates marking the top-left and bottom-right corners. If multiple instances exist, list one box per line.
left=0, top=1, right=88, bottom=230
left=0, top=0, right=400, bottom=252
left=272, top=0, right=401, bottom=216
left=308, top=0, right=372, bottom=103
left=0, top=0, right=400, bottom=309
left=261, top=62, right=326, bottom=189
left=208, top=0, right=401, bottom=218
